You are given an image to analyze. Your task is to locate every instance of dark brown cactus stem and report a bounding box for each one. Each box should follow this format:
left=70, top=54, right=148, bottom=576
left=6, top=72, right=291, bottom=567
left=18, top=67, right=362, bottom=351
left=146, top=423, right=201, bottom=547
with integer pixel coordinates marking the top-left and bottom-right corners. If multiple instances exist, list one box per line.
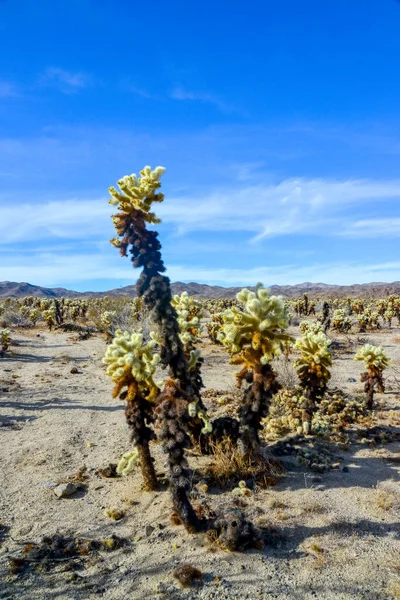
left=361, top=369, right=384, bottom=410
left=112, top=206, right=206, bottom=531
left=138, top=443, right=158, bottom=491
left=120, top=375, right=158, bottom=492
left=238, top=363, right=280, bottom=456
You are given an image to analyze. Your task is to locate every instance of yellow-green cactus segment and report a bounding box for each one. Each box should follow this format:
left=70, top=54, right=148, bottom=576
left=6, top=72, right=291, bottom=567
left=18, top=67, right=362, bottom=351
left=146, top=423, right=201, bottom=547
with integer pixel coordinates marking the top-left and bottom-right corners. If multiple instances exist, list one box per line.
left=108, top=165, right=166, bottom=223
left=232, top=481, right=251, bottom=496
left=171, top=291, right=203, bottom=346
left=103, top=329, right=160, bottom=394
left=116, top=449, right=139, bottom=475
left=354, top=344, right=391, bottom=371
left=218, top=286, right=292, bottom=365
left=294, top=332, right=332, bottom=383
left=188, top=400, right=212, bottom=434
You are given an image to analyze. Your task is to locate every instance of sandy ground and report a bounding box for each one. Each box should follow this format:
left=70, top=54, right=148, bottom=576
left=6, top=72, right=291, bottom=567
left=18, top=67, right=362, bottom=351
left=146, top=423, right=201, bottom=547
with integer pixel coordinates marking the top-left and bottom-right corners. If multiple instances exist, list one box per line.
left=0, top=325, right=399, bottom=600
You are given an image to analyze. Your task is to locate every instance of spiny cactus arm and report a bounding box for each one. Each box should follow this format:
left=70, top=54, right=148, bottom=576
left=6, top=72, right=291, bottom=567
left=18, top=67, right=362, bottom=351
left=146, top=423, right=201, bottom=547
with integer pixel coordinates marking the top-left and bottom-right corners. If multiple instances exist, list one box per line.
left=108, top=166, right=166, bottom=222
left=116, top=449, right=139, bottom=475
left=354, top=344, right=391, bottom=371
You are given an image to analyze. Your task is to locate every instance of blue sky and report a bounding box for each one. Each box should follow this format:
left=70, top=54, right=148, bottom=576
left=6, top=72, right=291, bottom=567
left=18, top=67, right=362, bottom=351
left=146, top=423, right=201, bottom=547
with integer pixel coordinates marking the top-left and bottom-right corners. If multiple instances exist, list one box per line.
left=1, top=0, right=400, bottom=291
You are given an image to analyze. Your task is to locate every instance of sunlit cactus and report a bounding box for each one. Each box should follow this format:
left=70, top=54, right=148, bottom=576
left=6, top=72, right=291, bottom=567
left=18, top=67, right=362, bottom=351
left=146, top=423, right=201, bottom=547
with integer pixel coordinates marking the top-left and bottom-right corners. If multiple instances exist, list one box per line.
left=108, top=165, right=203, bottom=531
left=219, top=285, right=292, bottom=453
left=0, top=329, right=11, bottom=352
left=331, top=309, right=352, bottom=333
left=299, top=320, right=324, bottom=335
left=103, top=329, right=160, bottom=489
left=354, top=344, right=391, bottom=409
left=294, top=331, right=332, bottom=432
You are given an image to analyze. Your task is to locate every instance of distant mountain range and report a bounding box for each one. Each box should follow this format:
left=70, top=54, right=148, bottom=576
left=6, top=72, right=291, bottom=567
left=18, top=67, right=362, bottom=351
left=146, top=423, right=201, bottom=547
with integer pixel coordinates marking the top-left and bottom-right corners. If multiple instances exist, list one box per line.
left=1, top=280, right=400, bottom=299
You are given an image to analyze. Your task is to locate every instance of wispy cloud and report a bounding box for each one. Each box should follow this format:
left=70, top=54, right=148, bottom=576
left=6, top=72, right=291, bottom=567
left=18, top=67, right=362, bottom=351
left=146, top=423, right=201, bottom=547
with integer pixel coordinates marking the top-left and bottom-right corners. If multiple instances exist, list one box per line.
left=39, top=68, right=90, bottom=94
left=0, top=80, right=19, bottom=98
left=170, top=86, right=237, bottom=113
left=0, top=177, right=399, bottom=245
left=158, top=177, right=400, bottom=240
left=1, top=251, right=399, bottom=288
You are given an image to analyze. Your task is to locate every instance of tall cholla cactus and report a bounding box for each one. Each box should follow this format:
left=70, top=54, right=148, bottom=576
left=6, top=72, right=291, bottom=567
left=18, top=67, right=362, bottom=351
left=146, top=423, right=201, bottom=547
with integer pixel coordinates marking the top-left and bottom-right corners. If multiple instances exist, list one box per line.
left=219, top=285, right=292, bottom=454
left=108, top=166, right=203, bottom=531
left=354, top=344, right=390, bottom=409
left=294, top=332, right=332, bottom=433
left=103, top=330, right=160, bottom=489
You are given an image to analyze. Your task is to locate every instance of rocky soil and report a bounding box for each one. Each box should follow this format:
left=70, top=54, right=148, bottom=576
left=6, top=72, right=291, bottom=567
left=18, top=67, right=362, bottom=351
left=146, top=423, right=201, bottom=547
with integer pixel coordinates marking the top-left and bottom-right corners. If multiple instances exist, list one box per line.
left=0, top=326, right=399, bottom=600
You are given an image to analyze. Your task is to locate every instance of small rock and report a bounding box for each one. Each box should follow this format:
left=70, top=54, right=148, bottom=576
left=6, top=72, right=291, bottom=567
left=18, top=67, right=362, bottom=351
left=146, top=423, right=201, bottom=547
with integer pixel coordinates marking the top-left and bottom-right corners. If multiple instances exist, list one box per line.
left=41, top=481, right=58, bottom=488
left=341, top=466, right=349, bottom=473
left=146, top=525, right=155, bottom=537
left=53, top=482, right=80, bottom=498
left=347, top=377, right=357, bottom=383
left=70, top=367, right=80, bottom=374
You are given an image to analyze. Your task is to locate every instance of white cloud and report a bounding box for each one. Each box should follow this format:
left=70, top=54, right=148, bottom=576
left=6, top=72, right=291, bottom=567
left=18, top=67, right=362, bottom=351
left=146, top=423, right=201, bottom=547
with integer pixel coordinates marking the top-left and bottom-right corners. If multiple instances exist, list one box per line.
left=39, top=68, right=90, bottom=93
left=342, top=218, right=400, bottom=237
left=1, top=251, right=399, bottom=288
left=170, top=86, right=236, bottom=113
left=157, top=177, right=400, bottom=239
left=0, top=177, right=399, bottom=245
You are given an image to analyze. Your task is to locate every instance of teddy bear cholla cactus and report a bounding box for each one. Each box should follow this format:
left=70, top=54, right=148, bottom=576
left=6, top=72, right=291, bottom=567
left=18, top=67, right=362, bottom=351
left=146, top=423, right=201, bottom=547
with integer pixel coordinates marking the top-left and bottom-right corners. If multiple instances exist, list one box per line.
left=354, top=344, right=390, bottom=409
left=294, top=332, right=332, bottom=433
left=103, top=329, right=160, bottom=489
left=0, top=329, right=11, bottom=352
left=108, top=166, right=204, bottom=531
left=219, top=285, right=292, bottom=454
left=171, top=292, right=210, bottom=436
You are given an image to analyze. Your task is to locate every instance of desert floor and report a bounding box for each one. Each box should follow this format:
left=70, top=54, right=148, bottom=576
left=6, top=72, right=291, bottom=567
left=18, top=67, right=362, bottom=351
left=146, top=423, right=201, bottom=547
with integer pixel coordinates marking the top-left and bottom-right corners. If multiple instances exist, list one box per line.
left=0, top=325, right=399, bottom=600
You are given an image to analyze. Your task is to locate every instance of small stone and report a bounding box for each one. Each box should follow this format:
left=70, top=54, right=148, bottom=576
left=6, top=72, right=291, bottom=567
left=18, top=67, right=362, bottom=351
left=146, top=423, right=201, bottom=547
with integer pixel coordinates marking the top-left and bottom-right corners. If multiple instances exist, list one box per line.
left=347, top=377, right=357, bottom=382
left=341, top=466, right=349, bottom=473
left=146, top=525, right=155, bottom=537
left=53, top=482, right=80, bottom=498
left=70, top=367, right=80, bottom=374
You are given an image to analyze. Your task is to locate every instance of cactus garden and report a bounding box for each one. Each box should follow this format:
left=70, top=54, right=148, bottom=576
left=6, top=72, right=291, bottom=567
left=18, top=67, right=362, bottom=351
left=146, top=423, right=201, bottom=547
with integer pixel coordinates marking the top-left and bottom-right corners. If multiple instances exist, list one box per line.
left=0, top=168, right=399, bottom=599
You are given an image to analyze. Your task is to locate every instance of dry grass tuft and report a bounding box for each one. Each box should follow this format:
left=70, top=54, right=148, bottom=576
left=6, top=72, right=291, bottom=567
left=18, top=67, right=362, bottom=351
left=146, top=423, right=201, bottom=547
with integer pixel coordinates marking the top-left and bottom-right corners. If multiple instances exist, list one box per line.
left=205, top=439, right=283, bottom=488
left=376, top=489, right=395, bottom=511
left=388, top=581, right=400, bottom=599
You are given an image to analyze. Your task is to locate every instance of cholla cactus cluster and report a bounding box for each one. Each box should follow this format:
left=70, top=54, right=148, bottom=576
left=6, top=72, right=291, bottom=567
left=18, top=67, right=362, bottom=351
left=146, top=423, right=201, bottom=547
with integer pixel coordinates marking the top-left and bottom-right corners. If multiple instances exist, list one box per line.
left=357, top=309, right=380, bottom=332
left=331, top=309, right=352, bottom=333
left=42, top=306, right=57, bottom=330
left=219, top=285, right=292, bottom=453
left=219, top=286, right=291, bottom=372
left=299, top=320, right=324, bottom=335
left=108, top=165, right=204, bottom=531
left=293, top=332, right=332, bottom=432
left=354, top=344, right=390, bottom=408
left=1, top=329, right=11, bottom=352
left=263, top=389, right=368, bottom=439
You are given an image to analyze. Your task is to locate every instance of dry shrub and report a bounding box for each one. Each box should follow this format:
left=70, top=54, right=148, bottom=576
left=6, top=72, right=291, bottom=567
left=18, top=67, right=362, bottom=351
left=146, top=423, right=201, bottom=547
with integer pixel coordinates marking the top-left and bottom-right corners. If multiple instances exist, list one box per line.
left=173, top=563, right=203, bottom=587
left=376, top=489, right=395, bottom=511
left=206, top=438, right=283, bottom=488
